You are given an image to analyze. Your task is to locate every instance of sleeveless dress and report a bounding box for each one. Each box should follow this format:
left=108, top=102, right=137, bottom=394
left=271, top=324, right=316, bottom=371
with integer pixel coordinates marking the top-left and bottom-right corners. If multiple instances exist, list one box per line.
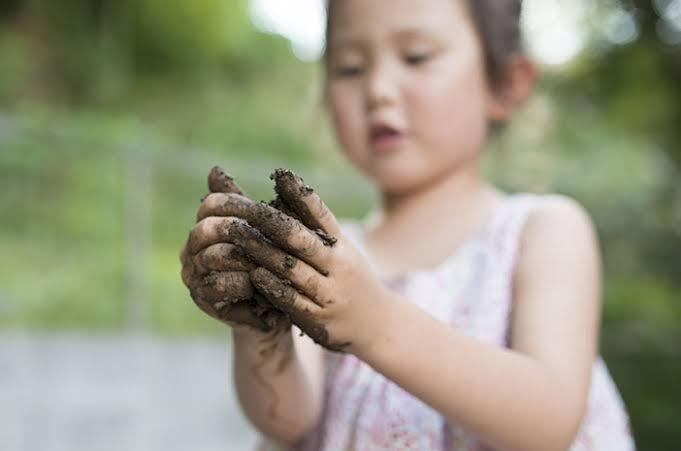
left=258, top=193, right=635, bottom=451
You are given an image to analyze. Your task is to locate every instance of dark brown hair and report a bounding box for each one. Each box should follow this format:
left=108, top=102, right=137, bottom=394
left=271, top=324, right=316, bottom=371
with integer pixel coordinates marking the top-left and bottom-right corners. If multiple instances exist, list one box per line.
left=324, top=0, right=524, bottom=87
left=466, top=0, right=523, bottom=85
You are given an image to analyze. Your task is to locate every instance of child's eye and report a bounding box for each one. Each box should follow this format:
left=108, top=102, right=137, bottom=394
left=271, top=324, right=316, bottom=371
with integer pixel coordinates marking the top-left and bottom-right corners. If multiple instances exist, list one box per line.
left=404, top=53, right=431, bottom=66
left=334, top=66, right=365, bottom=78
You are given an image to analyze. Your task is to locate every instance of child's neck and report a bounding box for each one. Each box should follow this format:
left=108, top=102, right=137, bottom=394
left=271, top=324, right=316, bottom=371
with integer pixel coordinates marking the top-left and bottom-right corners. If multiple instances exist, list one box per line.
left=365, top=161, right=503, bottom=275
left=381, top=163, right=499, bottom=230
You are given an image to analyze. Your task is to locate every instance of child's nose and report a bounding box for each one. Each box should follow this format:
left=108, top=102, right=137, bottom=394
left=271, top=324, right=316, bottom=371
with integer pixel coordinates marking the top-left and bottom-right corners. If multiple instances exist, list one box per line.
left=365, top=62, right=399, bottom=112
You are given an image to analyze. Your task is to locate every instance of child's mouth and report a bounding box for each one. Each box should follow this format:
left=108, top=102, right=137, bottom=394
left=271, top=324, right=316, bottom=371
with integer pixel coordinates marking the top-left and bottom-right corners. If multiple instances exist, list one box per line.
left=369, top=124, right=405, bottom=154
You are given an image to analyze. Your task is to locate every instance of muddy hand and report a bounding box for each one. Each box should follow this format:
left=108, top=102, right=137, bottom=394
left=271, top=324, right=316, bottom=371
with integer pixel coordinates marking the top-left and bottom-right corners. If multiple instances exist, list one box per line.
left=227, top=169, right=388, bottom=354
left=180, top=166, right=288, bottom=333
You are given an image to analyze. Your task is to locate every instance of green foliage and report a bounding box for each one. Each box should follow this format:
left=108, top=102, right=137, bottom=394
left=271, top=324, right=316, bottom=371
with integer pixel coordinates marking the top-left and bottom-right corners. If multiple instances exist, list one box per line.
left=0, top=31, right=32, bottom=102
left=129, top=0, right=252, bottom=68
left=605, top=352, right=681, bottom=450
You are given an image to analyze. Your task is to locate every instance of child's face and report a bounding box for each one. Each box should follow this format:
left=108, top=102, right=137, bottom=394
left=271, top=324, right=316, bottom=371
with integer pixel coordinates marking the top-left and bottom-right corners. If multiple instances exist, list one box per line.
left=325, top=0, right=494, bottom=194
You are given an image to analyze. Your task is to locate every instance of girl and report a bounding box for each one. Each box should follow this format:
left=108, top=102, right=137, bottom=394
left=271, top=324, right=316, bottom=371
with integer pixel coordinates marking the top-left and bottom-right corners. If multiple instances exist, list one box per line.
left=180, top=0, right=635, bottom=449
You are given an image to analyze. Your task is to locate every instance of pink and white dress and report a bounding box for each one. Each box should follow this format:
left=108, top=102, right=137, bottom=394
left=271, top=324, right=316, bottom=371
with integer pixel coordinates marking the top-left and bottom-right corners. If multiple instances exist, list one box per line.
left=258, top=193, right=635, bottom=450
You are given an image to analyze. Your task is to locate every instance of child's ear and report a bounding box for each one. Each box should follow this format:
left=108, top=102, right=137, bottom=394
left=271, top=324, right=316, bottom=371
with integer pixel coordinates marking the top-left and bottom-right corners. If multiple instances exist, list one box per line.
left=486, top=54, right=537, bottom=122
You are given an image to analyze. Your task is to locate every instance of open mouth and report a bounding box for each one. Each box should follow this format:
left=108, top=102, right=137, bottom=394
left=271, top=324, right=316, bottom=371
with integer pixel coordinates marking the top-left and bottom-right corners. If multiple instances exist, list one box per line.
left=370, top=125, right=400, bottom=140
left=369, top=124, right=404, bottom=153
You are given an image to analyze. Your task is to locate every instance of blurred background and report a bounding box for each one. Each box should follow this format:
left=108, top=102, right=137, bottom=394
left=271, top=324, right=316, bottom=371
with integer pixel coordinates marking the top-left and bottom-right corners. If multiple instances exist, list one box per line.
left=0, top=0, right=679, bottom=450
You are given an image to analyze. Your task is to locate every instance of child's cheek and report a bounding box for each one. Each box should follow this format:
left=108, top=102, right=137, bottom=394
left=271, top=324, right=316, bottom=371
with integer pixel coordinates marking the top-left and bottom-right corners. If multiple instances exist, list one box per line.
left=409, top=62, right=489, bottom=160
left=329, top=90, right=368, bottom=166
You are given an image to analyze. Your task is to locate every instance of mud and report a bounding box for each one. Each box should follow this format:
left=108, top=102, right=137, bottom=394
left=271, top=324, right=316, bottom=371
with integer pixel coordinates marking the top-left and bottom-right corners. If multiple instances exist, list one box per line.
left=271, top=169, right=338, bottom=246
left=268, top=195, right=298, bottom=219
left=195, top=166, right=343, bottom=349
left=218, top=193, right=255, bottom=221
left=208, top=166, right=244, bottom=195
left=228, top=220, right=305, bottom=279
left=193, top=243, right=256, bottom=274
left=250, top=268, right=351, bottom=353
left=247, top=201, right=308, bottom=251
left=242, top=296, right=290, bottom=333
left=198, top=271, right=254, bottom=304
left=199, top=167, right=288, bottom=332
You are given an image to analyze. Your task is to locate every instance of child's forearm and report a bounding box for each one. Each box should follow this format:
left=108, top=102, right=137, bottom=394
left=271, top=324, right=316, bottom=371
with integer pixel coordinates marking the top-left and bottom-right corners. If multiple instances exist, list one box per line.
left=356, top=293, right=586, bottom=451
left=232, top=327, right=324, bottom=445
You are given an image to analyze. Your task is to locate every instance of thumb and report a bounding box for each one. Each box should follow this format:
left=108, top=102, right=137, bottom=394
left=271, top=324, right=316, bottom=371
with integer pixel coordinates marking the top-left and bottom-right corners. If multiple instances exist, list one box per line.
left=270, top=169, right=341, bottom=243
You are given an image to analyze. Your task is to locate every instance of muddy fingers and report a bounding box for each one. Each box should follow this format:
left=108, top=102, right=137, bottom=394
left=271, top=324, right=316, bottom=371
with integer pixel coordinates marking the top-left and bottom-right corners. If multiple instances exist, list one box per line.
left=208, top=165, right=245, bottom=195
left=192, top=243, right=256, bottom=274
left=185, top=166, right=293, bottom=334
left=271, top=169, right=340, bottom=244
left=196, top=192, right=256, bottom=223
left=245, top=201, right=333, bottom=272
left=250, top=268, right=349, bottom=352
left=195, top=271, right=254, bottom=306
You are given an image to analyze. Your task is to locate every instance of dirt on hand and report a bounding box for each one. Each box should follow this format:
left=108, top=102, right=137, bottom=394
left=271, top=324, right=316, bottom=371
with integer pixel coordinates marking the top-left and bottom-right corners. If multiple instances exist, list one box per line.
left=187, top=166, right=343, bottom=353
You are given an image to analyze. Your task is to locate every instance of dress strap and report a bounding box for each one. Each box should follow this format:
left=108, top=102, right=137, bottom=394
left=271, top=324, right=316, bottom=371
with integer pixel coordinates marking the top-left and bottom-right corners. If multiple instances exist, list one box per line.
left=464, top=193, right=546, bottom=346
left=483, top=193, right=545, bottom=277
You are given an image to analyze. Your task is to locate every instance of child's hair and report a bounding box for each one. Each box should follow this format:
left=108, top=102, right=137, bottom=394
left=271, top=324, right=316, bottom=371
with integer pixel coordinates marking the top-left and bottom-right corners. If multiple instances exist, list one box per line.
left=324, top=0, right=523, bottom=88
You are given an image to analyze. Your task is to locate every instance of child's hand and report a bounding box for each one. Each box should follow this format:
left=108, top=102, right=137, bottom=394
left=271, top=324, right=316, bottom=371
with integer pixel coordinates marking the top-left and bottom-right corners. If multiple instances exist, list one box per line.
left=180, top=167, right=290, bottom=334
left=197, top=170, right=389, bottom=353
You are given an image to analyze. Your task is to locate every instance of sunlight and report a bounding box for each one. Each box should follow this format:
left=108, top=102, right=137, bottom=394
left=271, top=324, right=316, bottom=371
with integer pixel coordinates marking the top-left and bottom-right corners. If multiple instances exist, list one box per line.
left=249, top=0, right=327, bottom=60
left=249, top=0, right=592, bottom=66
left=522, top=0, right=590, bottom=66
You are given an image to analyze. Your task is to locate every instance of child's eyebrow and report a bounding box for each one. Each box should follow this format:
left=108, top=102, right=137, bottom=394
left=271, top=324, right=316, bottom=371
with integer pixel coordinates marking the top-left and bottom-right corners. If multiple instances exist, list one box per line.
left=327, top=36, right=363, bottom=53
left=391, top=27, right=439, bottom=43
left=327, top=27, right=439, bottom=54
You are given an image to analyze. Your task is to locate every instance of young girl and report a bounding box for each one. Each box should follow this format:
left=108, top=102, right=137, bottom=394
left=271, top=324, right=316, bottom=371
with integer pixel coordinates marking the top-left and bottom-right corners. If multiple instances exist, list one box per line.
left=181, top=0, right=635, bottom=449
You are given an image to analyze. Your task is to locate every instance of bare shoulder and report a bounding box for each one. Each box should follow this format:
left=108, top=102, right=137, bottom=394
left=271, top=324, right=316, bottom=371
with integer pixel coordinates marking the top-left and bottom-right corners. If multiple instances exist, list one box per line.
left=517, top=194, right=600, bottom=272
left=515, top=194, right=600, bottom=292
left=524, top=194, right=596, bottom=240
left=510, top=194, right=602, bottom=368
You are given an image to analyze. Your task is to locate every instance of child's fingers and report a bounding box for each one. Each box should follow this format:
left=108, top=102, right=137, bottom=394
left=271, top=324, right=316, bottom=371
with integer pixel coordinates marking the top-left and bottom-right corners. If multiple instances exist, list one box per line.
left=189, top=214, right=325, bottom=263
left=208, top=166, right=245, bottom=195
left=229, top=223, right=329, bottom=305
left=217, top=302, right=268, bottom=329
left=251, top=268, right=341, bottom=350
left=180, top=244, right=196, bottom=286
left=192, top=271, right=254, bottom=306
left=192, top=243, right=256, bottom=275
left=187, top=216, right=249, bottom=254
left=189, top=271, right=288, bottom=333
left=196, top=192, right=255, bottom=222
left=181, top=260, right=195, bottom=287
left=193, top=297, right=271, bottom=331
left=271, top=169, right=341, bottom=241
left=192, top=202, right=332, bottom=273
left=245, top=202, right=333, bottom=272
left=250, top=267, right=322, bottom=319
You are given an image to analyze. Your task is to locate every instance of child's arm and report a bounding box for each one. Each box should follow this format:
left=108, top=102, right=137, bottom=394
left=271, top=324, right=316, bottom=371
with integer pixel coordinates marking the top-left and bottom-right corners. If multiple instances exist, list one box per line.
left=221, top=172, right=599, bottom=451
left=354, top=197, right=599, bottom=451
left=182, top=167, right=326, bottom=445
left=232, top=325, right=325, bottom=445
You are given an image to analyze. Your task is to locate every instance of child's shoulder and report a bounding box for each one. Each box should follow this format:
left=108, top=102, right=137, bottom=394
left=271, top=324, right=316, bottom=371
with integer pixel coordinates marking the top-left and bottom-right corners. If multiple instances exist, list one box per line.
left=518, top=193, right=596, bottom=243
left=514, top=192, right=600, bottom=278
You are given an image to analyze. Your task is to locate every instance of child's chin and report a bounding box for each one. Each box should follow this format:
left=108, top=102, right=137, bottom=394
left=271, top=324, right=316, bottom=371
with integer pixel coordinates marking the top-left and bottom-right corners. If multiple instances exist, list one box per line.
left=371, top=171, right=426, bottom=196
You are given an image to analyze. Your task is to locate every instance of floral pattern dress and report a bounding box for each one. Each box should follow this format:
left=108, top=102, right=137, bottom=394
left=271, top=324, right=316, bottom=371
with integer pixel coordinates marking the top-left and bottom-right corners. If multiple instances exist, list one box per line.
left=258, top=193, right=635, bottom=451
